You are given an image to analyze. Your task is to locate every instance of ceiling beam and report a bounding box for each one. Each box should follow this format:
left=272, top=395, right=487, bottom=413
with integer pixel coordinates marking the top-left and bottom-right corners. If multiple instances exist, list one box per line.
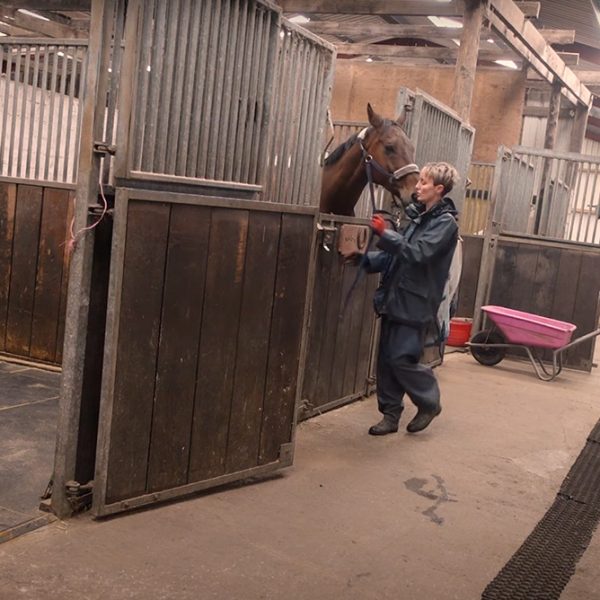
left=0, top=21, right=34, bottom=37
left=486, top=0, right=591, bottom=106
left=1, top=8, right=87, bottom=38
left=304, top=22, right=574, bottom=45
left=335, top=43, right=509, bottom=61
left=0, top=1, right=91, bottom=8
left=571, top=71, right=600, bottom=85
left=280, top=1, right=540, bottom=18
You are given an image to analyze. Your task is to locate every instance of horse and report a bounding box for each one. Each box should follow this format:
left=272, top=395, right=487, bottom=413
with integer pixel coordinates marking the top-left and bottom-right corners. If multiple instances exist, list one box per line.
left=320, top=104, right=420, bottom=217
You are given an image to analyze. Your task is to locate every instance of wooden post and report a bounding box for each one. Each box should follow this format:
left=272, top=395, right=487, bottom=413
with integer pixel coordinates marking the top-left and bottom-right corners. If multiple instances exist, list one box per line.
left=569, top=102, right=589, bottom=153
left=544, top=81, right=562, bottom=149
left=452, top=0, right=485, bottom=122
left=51, top=0, right=116, bottom=519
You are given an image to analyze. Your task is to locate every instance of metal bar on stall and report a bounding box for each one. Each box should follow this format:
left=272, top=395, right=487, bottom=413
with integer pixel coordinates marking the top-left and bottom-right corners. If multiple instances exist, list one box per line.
left=17, top=44, right=32, bottom=178
left=25, top=45, right=41, bottom=180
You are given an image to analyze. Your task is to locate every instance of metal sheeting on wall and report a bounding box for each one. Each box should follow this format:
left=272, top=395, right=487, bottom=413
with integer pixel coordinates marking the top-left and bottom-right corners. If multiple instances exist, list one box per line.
left=0, top=40, right=87, bottom=184
left=397, top=87, right=475, bottom=216
left=263, top=20, right=335, bottom=206
left=129, top=0, right=280, bottom=185
left=463, top=162, right=494, bottom=235
left=492, top=146, right=600, bottom=245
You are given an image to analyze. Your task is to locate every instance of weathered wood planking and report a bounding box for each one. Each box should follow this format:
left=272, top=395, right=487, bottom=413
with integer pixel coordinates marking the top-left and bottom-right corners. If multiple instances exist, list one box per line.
left=259, top=213, right=314, bottom=464
left=103, top=200, right=314, bottom=501
left=146, top=204, right=211, bottom=493
left=5, top=185, right=43, bottom=356
left=456, top=234, right=484, bottom=318
left=106, top=200, right=170, bottom=504
left=30, top=187, right=71, bottom=361
left=0, top=183, right=16, bottom=352
left=189, top=208, right=250, bottom=481
left=0, top=182, right=71, bottom=364
left=226, top=211, right=280, bottom=473
left=299, top=230, right=378, bottom=420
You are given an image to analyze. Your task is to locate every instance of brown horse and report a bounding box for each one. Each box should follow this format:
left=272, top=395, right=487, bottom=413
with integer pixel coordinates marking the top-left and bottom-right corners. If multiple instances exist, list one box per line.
left=320, top=104, right=419, bottom=216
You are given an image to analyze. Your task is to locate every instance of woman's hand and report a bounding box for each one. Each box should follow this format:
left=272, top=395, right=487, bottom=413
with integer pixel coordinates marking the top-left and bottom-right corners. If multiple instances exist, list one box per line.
left=371, top=214, right=386, bottom=236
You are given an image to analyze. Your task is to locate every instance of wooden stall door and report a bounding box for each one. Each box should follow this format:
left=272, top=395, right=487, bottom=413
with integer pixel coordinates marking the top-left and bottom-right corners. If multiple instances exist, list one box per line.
left=92, top=191, right=316, bottom=516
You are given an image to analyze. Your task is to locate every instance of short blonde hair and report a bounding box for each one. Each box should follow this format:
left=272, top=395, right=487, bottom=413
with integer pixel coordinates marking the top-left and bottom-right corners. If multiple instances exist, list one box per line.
left=421, top=162, right=460, bottom=195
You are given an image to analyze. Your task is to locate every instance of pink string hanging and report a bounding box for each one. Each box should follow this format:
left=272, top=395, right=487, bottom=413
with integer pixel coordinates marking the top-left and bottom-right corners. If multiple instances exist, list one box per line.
left=65, top=181, right=109, bottom=254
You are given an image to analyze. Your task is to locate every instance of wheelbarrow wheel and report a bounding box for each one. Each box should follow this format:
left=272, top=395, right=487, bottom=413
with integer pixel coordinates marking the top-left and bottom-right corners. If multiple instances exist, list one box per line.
left=470, top=330, right=506, bottom=366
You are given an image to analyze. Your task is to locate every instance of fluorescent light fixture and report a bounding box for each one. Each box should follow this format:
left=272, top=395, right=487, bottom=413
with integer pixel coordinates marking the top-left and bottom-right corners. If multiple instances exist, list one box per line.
left=366, top=57, right=373, bottom=62
left=288, top=14, right=310, bottom=24
left=18, top=9, right=50, bottom=21
left=0, top=32, right=6, bottom=37
left=494, top=59, right=518, bottom=69
left=452, top=39, right=461, bottom=46
left=487, top=38, right=495, bottom=43
left=427, top=16, right=462, bottom=28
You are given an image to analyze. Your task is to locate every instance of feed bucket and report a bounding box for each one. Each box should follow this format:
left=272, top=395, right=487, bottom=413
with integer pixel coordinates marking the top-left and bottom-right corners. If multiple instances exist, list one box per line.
left=447, top=317, right=473, bottom=347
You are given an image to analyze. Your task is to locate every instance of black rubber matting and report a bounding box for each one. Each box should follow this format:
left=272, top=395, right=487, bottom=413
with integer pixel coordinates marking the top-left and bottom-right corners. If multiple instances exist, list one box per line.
left=482, top=419, right=600, bottom=600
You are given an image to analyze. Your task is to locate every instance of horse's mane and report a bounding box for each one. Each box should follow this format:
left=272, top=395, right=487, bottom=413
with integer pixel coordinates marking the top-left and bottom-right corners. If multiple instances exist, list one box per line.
left=323, top=119, right=401, bottom=167
left=323, top=132, right=360, bottom=166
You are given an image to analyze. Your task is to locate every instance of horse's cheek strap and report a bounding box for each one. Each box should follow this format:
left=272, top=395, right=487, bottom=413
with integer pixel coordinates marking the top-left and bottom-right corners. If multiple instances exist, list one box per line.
left=392, top=163, right=419, bottom=180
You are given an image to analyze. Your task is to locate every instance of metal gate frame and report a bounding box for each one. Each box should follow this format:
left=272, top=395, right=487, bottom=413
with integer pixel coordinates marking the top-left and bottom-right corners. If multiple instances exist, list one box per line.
left=53, top=0, right=334, bottom=518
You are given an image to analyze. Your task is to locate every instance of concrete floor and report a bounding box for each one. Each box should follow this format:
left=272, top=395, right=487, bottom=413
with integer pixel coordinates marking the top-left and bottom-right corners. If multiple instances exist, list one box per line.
left=0, top=362, right=60, bottom=531
left=0, top=350, right=599, bottom=600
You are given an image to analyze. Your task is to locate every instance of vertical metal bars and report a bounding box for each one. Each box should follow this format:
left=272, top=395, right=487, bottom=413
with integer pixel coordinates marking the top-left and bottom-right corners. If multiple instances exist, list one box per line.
left=0, top=39, right=87, bottom=184
left=263, top=20, right=335, bottom=206
left=396, top=87, right=475, bottom=215
left=491, top=146, right=600, bottom=245
left=129, top=0, right=283, bottom=186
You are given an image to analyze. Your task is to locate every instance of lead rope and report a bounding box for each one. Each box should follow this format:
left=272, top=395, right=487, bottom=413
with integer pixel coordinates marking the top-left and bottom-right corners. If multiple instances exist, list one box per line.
left=339, top=149, right=380, bottom=319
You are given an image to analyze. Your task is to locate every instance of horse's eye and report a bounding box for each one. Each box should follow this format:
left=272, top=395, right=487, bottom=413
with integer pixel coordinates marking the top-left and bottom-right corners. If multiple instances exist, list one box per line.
left=384, top=145, right=395, bottom=154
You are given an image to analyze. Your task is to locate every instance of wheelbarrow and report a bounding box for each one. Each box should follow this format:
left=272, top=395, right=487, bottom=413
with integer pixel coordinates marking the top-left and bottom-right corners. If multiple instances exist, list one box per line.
left=467, top=305, right=600, bottom=381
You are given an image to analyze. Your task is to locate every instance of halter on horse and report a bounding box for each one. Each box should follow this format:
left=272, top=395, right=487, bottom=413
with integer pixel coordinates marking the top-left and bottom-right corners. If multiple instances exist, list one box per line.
left=320, top=104, right=420, bottom=217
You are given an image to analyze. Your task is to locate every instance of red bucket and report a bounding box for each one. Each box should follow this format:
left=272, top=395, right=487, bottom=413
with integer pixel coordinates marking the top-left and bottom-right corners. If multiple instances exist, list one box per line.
left=447, top=317, right=473, bottom=347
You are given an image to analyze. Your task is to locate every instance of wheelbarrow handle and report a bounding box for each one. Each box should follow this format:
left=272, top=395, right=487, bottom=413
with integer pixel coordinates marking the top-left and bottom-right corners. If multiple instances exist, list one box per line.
left=555, top=327, right=600, bottom=355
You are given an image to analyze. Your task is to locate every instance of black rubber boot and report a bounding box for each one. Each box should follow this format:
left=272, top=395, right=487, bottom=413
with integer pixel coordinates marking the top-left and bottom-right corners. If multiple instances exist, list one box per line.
left=406, top=406, right=442, bottom=433
left=368, top=415, right=399, bottom=436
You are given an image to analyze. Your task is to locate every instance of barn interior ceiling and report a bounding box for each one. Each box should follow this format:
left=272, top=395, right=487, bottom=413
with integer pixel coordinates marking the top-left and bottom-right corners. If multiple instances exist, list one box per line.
left=0, top=1, right=599, bottom=99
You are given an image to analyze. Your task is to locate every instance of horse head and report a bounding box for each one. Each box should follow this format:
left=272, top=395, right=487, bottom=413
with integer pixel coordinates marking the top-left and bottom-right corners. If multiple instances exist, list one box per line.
left=320, top=104, right=419, bottom=216
left=362, top=103, right=419, bottom=209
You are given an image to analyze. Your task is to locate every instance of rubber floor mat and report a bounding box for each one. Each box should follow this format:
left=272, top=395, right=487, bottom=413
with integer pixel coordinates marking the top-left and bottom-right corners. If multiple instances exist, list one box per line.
left=482, top=420, right=600, bottom=600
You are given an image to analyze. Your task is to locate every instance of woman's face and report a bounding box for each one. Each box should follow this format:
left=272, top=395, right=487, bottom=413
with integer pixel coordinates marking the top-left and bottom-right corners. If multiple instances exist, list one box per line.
left=415, top=171, right=444, bottom=208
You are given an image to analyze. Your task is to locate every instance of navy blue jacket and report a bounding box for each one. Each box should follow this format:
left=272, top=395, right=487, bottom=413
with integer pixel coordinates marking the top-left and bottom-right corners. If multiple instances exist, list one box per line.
left=363, top=198, right=459, bottom=327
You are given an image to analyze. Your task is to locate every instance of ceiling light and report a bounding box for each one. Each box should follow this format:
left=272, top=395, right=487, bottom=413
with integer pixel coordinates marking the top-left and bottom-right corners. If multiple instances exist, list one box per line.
left=494, top=59, right=518, bottom=69
left=18, top=9, right=50, bottom=21
left=428, top=16, right=462, bottom=28
left=288, top=15, right=310, bottom=24
left=366, top=57, right=373, bottom=62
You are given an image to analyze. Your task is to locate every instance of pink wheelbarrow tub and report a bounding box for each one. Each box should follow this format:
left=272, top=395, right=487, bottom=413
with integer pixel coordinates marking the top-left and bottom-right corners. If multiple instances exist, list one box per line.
left=467, top=305, right=600, bottom=381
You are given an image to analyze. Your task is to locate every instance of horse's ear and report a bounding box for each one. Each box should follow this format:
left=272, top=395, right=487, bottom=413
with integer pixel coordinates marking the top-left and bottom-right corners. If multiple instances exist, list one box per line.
left=367, top=103, right=383, bottom=128
left=396, top=105, right=409, bottom=126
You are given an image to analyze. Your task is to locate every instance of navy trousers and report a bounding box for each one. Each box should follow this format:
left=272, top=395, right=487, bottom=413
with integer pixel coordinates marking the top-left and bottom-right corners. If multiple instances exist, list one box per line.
left=376, top=317, right=440, bottom=422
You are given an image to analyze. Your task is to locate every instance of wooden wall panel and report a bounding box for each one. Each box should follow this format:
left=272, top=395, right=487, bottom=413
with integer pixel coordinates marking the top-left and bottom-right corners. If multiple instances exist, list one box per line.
left=226, top=211, right=280, bottom=473
left=106, top=201, right=170, bottom=504
left=259, top=213, right=313, bottom=464
left=30, top=187, right=71, bottom=361
left=5, top=185, right=43, bottom=356
left=299, top=231, right=379, bottom=420
left=146, top=204, right=211, bottom=493
left=456, top=234, right=484, bottom=318
left=189, top=209, right=249, bottom=481
left=0, top=183, right=16, bottom=352
left=0, top=181, right=72, bottom=365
